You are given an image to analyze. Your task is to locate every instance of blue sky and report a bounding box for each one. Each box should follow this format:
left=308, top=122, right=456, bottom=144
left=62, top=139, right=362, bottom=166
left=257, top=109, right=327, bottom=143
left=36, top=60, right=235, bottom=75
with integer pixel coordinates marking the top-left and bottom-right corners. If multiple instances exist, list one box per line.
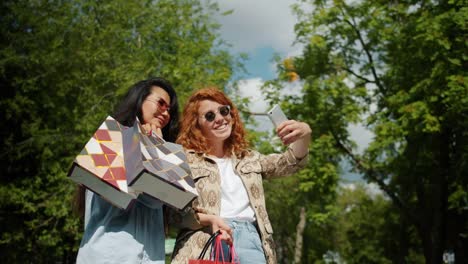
left=235, top=46, right=276, bottom=81
left=214, top=0, right=304, bottom=116
left=214, top=0, right=373, bottom=182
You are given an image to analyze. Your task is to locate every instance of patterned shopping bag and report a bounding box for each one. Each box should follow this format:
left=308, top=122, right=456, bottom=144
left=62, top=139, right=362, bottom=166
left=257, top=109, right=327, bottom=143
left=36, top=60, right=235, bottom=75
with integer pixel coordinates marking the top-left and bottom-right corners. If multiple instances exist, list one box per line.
left=123, top=119, right=198, bottom=210
left=69, top=116, right=198, bottom=210
left=68, top=116, right=136, bottom=209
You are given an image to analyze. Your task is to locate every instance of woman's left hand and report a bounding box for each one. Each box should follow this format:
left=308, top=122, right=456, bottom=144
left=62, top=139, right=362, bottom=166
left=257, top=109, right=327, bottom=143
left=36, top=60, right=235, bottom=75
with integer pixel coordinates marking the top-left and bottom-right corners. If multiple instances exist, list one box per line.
left=276, top=120, right=312, bottom=145
left=197, top=213, right=233, bottom=245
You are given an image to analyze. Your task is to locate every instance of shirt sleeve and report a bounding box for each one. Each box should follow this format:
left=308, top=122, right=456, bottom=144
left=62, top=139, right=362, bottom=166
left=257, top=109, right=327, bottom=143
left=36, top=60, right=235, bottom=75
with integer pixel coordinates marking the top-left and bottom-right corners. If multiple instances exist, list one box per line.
left=84, top=190, right=94, bottom=229
left=167, top=206, right=205, bottom=230
left=258, top=148, right=309, bottom=179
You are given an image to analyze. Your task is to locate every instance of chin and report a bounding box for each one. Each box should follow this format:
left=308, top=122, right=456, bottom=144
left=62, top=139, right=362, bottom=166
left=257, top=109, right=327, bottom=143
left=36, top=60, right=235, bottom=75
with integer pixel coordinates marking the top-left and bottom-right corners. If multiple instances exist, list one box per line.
left=218, top=131, right=232, bottom=140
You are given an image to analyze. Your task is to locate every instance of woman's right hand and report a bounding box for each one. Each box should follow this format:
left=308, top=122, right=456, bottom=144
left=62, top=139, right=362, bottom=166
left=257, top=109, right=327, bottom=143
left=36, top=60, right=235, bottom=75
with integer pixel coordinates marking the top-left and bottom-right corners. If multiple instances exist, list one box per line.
left=141, top=123, right=163, bottom=137
left=197, top=213, right=233, bottom=245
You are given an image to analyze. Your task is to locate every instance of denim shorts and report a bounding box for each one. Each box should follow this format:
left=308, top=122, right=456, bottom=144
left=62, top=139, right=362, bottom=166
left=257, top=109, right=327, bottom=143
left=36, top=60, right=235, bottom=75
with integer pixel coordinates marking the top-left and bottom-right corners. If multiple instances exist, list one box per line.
left=215, top=219, right=266, bottom=264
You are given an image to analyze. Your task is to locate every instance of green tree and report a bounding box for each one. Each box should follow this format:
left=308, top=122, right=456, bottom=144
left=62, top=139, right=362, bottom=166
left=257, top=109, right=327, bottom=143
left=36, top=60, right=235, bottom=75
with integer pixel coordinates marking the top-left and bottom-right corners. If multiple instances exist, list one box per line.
left=265, top=0, right=467, bottom=263
left=260, top=45, right=358, bottom=264
left=257, top=79, right=342, bottom=262
left=334, top=184, right=424, bottom=263
left=0, top=0, right=240, bottom=262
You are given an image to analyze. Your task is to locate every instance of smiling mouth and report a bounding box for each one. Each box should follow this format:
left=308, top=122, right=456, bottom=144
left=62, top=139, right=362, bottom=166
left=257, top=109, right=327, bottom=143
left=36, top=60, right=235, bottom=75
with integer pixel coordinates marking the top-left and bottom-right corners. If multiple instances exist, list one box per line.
left=152, top=114, right=164, bottom=123
left=214, top=123, right=229, bottom=130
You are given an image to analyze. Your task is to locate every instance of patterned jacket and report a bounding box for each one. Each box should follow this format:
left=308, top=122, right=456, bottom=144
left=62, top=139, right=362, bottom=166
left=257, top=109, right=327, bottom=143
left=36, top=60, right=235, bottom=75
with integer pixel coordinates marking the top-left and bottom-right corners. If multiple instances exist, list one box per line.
left=171, top=148, right=308, bottom=264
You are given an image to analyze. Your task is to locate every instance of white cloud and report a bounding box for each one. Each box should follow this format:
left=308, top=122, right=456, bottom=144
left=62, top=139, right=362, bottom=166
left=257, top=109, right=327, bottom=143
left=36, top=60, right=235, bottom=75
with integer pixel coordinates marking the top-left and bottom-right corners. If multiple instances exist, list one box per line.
left=237, top=78, right=268, bottom=112
left=237, top=78, right=303, bottom=112
left=236, top=78, right=272, bottom=132
left=285, top=45, right=304, bottom=58
left=215, top=0, right=302, bottom=54
left=348, top=123, right=373, bottom=154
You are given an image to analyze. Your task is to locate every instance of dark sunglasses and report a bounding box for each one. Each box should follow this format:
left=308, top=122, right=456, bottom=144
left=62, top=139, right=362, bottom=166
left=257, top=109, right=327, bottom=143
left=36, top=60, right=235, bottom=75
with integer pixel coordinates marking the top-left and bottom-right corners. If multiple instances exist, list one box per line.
left=201, top=105, right=231, bottom=122
left=145, top=97, right=170, bottom=112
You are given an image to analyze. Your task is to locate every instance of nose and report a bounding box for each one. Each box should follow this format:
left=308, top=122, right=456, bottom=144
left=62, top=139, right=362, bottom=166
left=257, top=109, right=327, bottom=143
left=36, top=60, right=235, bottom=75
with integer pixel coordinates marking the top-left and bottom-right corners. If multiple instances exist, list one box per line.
left=213, top=112, right=225, bottom=123
left=159, top=111, right=169, bottom=121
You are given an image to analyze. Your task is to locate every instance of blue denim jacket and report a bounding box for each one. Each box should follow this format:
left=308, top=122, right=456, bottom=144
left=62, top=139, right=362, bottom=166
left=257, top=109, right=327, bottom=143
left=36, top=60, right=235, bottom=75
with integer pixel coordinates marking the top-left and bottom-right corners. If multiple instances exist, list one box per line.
left=76, top=191, right=165, bottom=264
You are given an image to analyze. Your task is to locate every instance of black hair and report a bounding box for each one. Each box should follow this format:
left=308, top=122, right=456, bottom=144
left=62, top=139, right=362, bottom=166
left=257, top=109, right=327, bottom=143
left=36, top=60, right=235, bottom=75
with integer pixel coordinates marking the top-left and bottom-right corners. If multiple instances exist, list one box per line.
left=113, top=77, right=179, bottom=142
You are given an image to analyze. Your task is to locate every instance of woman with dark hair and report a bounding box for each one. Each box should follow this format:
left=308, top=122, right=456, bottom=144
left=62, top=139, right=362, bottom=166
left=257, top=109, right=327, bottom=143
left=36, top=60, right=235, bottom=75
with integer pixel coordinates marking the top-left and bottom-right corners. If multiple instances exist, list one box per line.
left=113, top=77, right=179, bottom=142
left=171, top=88, right=312, bottom=264
left=76, top=77, right=179, bottom=264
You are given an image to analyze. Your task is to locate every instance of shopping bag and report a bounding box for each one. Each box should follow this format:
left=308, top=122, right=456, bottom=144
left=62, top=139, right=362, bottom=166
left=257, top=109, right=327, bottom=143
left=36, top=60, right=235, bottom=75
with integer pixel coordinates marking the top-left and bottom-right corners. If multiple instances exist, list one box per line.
left=68, top=116, right=137, bottom=209
left=123, top=118, right=198, bottom=210
left=68, top=116, right=198, bottom=210
left=188, top=231, right=239, bottom=264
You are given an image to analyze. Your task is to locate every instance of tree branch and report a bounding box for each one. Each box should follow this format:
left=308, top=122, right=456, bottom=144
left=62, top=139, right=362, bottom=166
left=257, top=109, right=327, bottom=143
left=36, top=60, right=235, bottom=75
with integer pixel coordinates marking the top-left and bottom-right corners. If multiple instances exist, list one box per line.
left=328, top=127, right=420, bottom=226
left=338, top=6, right=386, bottom=94
left=343, top=66, right=375, bottom=84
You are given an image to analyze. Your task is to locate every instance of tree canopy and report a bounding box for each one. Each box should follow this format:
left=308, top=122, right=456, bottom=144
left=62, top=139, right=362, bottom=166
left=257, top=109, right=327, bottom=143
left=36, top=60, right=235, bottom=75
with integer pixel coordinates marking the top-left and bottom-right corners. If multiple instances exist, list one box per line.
left=262, top=0, right=467, bottom=263
left=0, top=0, right=239, bottom=262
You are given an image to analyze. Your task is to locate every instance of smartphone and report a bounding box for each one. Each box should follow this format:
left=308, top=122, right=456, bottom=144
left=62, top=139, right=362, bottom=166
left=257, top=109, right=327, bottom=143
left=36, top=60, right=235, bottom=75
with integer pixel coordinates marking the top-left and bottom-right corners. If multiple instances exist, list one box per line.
left=267, top=104, right=288, bottom=127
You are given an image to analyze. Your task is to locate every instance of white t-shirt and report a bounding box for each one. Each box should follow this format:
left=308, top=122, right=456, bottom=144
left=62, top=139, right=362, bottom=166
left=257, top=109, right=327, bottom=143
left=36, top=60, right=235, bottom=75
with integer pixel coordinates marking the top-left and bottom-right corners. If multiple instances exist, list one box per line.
left=212, top=157, right=255, bottom=221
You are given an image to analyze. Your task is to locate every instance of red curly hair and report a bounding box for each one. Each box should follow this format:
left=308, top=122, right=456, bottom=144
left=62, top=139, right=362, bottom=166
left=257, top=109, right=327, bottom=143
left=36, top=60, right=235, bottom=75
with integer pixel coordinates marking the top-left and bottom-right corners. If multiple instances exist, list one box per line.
left=177, top=87, right=250, bottom=158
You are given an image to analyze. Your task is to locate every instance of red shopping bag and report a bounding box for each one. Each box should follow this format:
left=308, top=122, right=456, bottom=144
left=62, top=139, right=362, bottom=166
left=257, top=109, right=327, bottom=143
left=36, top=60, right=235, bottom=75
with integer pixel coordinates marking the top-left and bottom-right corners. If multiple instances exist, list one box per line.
left=188, top=231, right=239, bottom=264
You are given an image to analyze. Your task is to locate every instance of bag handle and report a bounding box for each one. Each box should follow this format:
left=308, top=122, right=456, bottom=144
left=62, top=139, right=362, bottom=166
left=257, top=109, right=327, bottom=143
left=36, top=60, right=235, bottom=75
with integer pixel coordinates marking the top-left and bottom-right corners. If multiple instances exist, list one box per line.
left=213, top=235, right=240, bottom=263
left=197, top=230, right=221, bottom=259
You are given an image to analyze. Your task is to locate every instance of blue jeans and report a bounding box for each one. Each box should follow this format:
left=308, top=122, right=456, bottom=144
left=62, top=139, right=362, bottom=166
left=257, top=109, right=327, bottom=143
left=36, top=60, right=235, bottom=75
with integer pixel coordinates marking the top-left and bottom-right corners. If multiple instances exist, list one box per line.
left=215, top=219, right=266, bottom=264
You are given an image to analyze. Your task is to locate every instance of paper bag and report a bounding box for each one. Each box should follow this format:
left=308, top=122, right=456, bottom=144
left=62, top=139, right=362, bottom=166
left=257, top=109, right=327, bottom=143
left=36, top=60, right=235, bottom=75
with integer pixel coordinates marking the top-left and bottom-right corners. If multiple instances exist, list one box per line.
left=68, top=116, right=136, bottom=209
left=123, top=119, right=198, bottom=210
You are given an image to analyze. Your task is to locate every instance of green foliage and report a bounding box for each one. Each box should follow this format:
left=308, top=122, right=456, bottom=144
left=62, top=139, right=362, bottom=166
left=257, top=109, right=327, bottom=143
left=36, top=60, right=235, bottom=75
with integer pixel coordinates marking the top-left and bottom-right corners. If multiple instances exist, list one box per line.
left=255, top=94, right=341, bottom=262
left=333, top=184, right=423, bottom=264
left=0, top=0, right=240, bottom=262
left=264, top=0, right=467, bottom=262
left=263, top=177, right=303, bottom=262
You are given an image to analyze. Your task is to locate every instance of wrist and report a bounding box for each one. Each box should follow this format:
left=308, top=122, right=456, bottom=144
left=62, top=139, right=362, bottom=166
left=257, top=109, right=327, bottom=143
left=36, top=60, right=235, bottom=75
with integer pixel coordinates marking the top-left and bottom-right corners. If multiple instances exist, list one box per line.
left=197, top=213, right=213, bottom=226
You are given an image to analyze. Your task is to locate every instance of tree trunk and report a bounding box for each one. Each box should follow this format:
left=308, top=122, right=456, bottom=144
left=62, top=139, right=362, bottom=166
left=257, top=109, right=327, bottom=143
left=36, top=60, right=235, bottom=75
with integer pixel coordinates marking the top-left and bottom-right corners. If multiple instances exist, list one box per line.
left=414, top=130, right=450, bottom=264
left=397, top=215, right=409, bottom=264
left=294, top=207, right=306, bottom=264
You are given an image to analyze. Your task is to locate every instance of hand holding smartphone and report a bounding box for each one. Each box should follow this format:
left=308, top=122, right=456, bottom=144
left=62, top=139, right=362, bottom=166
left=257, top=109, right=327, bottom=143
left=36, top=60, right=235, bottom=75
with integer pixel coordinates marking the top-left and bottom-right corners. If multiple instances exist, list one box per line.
left=267, top=104, right=288, bottom=127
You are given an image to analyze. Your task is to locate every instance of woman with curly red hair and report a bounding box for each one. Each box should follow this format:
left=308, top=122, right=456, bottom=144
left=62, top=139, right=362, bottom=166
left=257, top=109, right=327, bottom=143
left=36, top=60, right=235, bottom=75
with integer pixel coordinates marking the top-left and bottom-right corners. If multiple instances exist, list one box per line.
left=171, top=88, right=311, bottom=264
